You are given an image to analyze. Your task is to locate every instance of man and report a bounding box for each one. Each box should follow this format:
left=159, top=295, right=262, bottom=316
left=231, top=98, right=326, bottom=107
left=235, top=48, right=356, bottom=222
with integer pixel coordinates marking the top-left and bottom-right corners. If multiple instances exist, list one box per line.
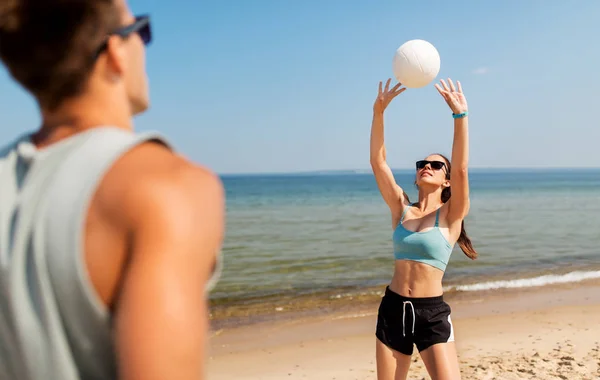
left=0, top=1, right=224, bottom=379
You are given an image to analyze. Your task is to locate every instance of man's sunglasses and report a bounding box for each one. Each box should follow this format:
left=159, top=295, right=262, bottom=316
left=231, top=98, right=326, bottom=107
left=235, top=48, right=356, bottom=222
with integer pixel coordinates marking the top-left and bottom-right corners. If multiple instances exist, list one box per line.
left=95, top=15, right=152, bottom=59
left=416, top=160, right=446, bottom=171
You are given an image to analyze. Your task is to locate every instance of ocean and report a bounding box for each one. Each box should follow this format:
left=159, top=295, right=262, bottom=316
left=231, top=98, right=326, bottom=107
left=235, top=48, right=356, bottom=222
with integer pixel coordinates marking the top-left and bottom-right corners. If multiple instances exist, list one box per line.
left=209, top=169, right=600, bottom=327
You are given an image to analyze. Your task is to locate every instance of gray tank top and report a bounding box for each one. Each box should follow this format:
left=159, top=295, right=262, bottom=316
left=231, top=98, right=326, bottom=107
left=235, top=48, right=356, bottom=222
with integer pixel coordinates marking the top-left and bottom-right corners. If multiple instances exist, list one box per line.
left=0, top=127, right=222, bottom=380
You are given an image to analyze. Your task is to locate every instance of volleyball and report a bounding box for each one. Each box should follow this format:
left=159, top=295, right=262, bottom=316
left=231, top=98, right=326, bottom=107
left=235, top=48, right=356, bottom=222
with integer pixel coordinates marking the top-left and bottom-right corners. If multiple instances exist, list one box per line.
left=392, top=39, right=441, bottom=88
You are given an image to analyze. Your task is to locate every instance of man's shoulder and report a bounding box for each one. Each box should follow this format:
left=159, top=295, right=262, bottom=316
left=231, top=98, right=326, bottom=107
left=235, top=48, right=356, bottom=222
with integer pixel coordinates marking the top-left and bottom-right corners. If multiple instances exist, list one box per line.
left=96, top=141, right=224, bottom=228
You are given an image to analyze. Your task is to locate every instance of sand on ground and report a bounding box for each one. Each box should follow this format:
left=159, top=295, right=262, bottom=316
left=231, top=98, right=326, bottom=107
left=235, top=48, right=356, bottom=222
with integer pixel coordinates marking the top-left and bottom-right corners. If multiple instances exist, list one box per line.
left=207, top=282, right=600, bottom=379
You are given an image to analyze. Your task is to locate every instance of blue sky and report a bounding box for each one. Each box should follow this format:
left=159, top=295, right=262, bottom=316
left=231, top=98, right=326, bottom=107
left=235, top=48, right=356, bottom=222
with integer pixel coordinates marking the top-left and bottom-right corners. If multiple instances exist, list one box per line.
left=1, top=0, right=598, bottom=174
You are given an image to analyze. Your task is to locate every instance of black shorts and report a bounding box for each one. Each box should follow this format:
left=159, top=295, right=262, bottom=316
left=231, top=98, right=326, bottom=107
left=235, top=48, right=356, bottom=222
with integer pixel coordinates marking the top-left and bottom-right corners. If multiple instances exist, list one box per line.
left=375, top=286, right=455, bottom=356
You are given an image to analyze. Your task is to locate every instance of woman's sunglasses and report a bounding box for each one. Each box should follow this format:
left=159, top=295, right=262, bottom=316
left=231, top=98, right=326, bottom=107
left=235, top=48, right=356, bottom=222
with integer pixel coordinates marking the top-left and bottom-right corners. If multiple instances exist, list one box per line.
left=95, top=14, right=152, bottom=59
left=416, top=160, right=446, bottom=171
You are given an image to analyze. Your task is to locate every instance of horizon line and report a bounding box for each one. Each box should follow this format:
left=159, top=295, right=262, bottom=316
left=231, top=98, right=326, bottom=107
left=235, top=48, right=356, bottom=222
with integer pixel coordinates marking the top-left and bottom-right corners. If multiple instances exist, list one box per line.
left=217, top=166, right=600, bottom=176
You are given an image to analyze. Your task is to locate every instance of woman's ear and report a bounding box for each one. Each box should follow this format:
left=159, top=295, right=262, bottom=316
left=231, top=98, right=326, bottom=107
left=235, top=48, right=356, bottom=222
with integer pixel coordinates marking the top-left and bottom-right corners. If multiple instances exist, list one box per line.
left=443, top=179, right=451, bottom=188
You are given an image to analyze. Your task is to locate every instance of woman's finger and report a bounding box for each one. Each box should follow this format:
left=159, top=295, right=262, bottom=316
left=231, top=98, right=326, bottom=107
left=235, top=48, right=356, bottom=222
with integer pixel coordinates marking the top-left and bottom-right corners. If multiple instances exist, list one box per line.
left=390, top=82, right=402, bottom=93
left=440, top=79, right=450, bottom=92
left=457, top=80, right=463, bottom=93
left=448, top=78, right=456, bottom=92
left=391, top=87, right=407, bottom=98
left=434, top=83, right=446, bottom=96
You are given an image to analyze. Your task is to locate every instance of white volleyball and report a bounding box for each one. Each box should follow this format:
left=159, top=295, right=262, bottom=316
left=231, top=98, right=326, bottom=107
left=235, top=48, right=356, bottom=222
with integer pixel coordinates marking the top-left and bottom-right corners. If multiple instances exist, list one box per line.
left=392, top=39, right=441, bottom=88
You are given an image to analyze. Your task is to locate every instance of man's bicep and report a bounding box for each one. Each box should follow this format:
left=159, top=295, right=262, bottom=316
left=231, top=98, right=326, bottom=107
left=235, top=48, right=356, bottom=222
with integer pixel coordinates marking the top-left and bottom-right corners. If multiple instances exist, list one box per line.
left=113, top=167, right=224, bottom=380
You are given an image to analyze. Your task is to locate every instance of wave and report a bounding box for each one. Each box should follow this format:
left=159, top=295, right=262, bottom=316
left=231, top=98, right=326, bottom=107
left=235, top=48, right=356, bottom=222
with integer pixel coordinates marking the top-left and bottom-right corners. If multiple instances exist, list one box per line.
left=445, top=270, right=600, bottom=292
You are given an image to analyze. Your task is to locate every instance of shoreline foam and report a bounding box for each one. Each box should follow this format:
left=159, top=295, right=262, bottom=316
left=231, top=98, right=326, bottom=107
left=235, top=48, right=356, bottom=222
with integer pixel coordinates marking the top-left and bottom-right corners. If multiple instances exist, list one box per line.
left=209, top=269, right=600, bottom=330
left=446, top=269, right=600, bottom=292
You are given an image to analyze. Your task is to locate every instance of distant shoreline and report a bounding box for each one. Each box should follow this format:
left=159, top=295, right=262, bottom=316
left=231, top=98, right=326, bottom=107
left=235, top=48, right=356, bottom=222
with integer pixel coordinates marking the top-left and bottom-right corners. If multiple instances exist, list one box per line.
left=218, top=166, right=600, bottom=177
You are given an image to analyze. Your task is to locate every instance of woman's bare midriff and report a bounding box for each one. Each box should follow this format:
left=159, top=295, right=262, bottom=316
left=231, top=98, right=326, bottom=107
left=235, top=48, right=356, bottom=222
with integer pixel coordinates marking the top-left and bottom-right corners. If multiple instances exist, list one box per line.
left=388, top=259, right=445, bottom=298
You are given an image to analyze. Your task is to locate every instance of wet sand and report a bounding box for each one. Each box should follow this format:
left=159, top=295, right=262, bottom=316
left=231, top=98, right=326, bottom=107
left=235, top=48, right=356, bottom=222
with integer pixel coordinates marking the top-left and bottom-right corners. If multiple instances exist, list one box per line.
left=207, top=281, right=600, bottom=379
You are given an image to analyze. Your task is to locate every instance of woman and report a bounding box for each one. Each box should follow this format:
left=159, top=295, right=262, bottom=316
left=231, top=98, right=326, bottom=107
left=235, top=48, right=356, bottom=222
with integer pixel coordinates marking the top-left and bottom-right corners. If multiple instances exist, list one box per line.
left=370, top=78, right=477, bottom=380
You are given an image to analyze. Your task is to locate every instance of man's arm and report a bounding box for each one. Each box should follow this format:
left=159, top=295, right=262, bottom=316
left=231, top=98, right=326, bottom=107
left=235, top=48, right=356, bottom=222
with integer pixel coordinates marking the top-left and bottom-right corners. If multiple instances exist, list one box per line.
left=112, top=153, right=224, bottom=380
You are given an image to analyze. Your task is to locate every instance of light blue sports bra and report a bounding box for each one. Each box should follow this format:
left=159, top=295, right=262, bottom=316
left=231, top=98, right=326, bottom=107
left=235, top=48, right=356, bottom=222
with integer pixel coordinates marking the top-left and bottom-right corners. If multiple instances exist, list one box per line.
left=392, top=204, right=454, bottom=272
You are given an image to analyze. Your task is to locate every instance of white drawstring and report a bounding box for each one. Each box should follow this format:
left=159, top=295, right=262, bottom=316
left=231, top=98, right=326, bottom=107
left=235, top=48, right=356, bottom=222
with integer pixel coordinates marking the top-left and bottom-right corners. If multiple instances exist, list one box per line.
left=402, top=301, right=415, bottom=337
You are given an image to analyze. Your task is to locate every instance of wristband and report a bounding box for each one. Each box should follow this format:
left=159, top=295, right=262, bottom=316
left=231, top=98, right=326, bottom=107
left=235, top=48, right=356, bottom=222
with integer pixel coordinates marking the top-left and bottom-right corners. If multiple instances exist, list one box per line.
left=452, top=111, right=468, bottom=119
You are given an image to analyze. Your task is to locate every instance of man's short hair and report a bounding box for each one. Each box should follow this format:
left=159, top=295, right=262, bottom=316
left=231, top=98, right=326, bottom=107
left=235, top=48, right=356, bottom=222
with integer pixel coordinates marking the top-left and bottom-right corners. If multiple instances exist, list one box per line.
left=0, top=0, right=122, bottom=110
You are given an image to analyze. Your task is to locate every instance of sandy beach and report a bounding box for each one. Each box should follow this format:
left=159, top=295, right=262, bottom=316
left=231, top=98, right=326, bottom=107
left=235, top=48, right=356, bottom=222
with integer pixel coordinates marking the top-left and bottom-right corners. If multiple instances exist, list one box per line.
left=207, top=280, right=600, bottom=379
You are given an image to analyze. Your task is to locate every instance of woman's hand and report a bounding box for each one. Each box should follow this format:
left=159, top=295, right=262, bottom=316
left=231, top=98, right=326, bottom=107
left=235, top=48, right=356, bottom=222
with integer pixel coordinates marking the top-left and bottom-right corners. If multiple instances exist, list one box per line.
left=373, top=78, right=405, bottom=115
left=435, top=78, right=468, bottom=114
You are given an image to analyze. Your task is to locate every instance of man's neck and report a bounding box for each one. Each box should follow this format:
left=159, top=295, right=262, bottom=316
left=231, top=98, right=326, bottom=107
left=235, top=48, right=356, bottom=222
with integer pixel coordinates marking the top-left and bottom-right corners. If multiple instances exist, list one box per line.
left=34, top=95, right=133, bottom=148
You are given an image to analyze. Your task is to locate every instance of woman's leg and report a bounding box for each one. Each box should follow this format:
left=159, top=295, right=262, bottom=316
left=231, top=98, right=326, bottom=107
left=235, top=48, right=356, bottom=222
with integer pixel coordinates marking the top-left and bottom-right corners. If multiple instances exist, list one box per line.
left=419, top=342, right=461, bottom=380
left=376, top=338, right=412, bottom=380
left=412, top=299, right=460, bottom=379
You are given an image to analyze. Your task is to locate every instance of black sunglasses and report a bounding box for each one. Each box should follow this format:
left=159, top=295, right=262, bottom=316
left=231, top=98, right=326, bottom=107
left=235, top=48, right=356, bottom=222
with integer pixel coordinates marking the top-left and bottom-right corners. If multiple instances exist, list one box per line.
left=95, top=15, right=152, bottom=59
left=416, top=160, right=446, bottom=171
